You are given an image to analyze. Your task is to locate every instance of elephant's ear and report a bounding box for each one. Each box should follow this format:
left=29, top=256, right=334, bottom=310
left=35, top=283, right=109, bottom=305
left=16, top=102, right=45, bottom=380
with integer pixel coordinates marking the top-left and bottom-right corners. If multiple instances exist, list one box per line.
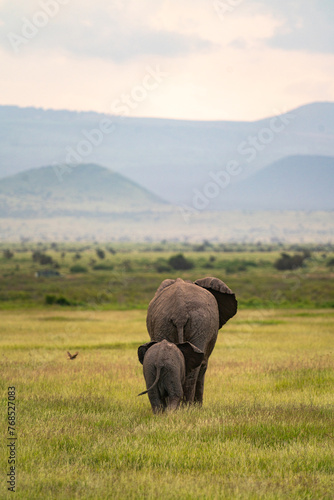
left=138, top=342, right=157, bottom=364
left=194, top=277, right=237, bottom=329
left=155, top=279, right=176, bottom=295
left=177, top=342, right=204, bottom=373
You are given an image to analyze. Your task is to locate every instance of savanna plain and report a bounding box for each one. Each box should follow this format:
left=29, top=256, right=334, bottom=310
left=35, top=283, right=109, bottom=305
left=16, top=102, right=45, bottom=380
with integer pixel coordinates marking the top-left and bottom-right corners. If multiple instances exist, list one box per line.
left=1, top=242, right=333, bottom=499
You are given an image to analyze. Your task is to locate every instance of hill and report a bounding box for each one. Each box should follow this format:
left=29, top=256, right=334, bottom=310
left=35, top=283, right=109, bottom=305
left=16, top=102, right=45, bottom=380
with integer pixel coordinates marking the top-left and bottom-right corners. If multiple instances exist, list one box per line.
left=1, top=102, right=334, bottom=208
left=0, top=164, right=168, bottom=217
left=207, top=155, right=334, bottom=211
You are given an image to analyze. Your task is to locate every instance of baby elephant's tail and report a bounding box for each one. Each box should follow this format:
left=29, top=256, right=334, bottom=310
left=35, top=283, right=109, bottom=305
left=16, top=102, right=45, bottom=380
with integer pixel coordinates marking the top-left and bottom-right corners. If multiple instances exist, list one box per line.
left=138, top=366, right=161, bottom=396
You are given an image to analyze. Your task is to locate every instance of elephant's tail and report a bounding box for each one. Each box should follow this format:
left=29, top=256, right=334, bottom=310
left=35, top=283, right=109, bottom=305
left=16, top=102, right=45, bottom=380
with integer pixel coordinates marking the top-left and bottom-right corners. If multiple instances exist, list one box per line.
left=176, top=325, right=184, bottom=344
left=137, top=366, right=161, bottom=396
left=171, top=320, right=187, bottom=344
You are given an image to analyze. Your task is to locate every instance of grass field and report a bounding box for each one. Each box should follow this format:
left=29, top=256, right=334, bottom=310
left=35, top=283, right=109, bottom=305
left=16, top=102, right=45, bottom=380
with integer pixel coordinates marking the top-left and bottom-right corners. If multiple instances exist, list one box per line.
left=1, top=242, right=334, bottom=310
left=1, top=308, right=333, bottom=499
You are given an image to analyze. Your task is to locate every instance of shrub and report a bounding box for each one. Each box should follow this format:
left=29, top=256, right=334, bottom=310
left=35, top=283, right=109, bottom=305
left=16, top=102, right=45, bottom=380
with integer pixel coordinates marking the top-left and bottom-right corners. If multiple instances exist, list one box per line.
left=274, top=253, right=306, bottom=271
left=70, top=264, right=88, bottom=273
left=327, top=257, right=334, bottom=268
left=168, top=253, right=194, bottom=270
left=32, top=251, right=42, bottom=262
left=32, top=251, right=53, bottom=265
left=39, top=254, right=53, bottom=265
left=45, top=295, right=71, bottom=306
left=96, top=249, right=105, bottom=260
left=3, top=249, right=14, bottom=259
left=56, top=296, right=71, bottom=306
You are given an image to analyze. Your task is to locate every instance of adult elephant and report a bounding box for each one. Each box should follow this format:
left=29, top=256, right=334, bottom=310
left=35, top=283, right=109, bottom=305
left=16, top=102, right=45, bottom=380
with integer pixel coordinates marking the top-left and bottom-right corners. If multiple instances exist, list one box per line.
left=146, top=277, right=237, bottom=405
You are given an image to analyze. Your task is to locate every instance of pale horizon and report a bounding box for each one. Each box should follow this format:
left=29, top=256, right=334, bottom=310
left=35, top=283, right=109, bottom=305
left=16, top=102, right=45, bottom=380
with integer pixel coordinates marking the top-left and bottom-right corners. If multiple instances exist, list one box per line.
left=2, top=99, right=333, bottom=124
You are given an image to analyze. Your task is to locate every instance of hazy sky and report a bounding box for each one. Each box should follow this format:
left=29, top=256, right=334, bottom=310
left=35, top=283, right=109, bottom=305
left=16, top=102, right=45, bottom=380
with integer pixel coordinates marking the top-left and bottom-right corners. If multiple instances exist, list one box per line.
left=1, top=0, right=333, bottom=120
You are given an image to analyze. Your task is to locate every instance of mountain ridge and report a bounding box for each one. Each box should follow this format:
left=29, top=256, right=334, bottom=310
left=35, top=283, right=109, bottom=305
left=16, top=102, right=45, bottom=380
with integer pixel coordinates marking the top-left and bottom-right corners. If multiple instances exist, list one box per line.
left=0, top=163, right=168, bottom=217
left=1, top=156, right=333, bottom=215
left=1, top=102, right=334, bottom=207
left=1, top=100, right=333, bottom=124
left=207, top=155, right=334, bottom=211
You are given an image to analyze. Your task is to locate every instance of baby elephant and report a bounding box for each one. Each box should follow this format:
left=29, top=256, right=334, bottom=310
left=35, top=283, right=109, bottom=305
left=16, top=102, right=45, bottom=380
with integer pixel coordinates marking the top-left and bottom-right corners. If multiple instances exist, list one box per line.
left=138, top=339, right=204, bottom=413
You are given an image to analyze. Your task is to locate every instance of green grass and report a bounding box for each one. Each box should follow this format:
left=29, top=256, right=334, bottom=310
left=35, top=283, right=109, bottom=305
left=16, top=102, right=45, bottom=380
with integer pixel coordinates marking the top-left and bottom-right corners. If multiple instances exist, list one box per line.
left=1, top=309, right=333, bottom=499
left=0, top=243, right=334, bottom=309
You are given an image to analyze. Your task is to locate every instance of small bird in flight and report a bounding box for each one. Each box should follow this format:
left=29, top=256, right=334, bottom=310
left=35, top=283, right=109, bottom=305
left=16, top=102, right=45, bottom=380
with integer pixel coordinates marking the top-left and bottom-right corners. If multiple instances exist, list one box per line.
left=67, top=351, right=79, bottom=360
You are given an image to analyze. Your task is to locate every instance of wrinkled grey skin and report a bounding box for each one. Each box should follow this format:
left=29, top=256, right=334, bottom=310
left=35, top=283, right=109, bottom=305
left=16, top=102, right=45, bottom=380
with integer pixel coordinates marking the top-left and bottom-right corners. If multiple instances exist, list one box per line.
left=138, top=339, right=204, bottom=413
left=146, top=277, right=237, bottom=405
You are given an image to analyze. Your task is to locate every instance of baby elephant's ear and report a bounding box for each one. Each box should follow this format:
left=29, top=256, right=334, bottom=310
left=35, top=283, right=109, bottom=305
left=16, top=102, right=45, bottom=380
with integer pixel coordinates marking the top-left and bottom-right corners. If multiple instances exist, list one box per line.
left=138, top=342, right=157, bottom=364
left=177, top=342, right=204, bottom=373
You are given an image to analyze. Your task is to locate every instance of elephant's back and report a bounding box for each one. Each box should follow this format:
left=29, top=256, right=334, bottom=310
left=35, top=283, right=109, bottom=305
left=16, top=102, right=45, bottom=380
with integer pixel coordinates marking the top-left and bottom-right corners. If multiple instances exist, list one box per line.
left=146, top=281, right=219, bottom=352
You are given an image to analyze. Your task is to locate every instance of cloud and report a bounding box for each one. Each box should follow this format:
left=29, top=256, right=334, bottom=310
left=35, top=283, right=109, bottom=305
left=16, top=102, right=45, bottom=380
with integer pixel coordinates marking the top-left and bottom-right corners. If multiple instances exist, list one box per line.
left=58, top=26, right=213, bottom=62
left=250, top=0, right=334, bottom=54
left=0, top=0, right=214, bottom=61
left=1, top=0, right=334, bottom=121
left=2, top=0, right=333, bottom=61
left=211, top=0, right=334, bottom=54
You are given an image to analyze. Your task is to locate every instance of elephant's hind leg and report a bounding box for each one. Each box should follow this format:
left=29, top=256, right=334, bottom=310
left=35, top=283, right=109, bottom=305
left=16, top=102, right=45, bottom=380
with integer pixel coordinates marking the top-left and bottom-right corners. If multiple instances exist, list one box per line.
left=183, top=366, right=201, bottom=404
left=194, top=361, right=208, bottom=405
left=148, top=388, right=165, bottom=413
left=168, top=397, right=181, bottom=411
left=166, top=380, right=183, bottom=411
